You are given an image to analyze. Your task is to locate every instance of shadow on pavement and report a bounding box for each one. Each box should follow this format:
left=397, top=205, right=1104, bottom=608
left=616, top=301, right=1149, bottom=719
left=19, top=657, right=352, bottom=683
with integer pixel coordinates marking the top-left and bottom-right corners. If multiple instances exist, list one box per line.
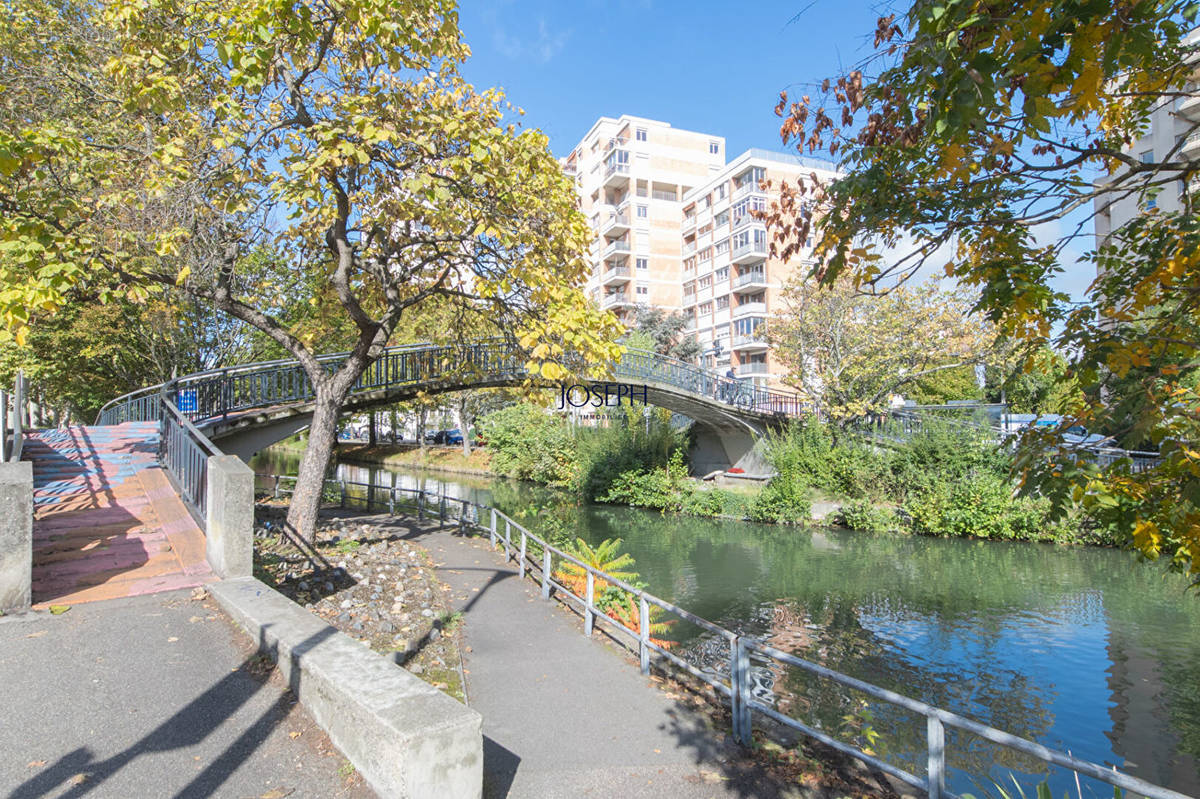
left=8, top=624, right=334, bottom=799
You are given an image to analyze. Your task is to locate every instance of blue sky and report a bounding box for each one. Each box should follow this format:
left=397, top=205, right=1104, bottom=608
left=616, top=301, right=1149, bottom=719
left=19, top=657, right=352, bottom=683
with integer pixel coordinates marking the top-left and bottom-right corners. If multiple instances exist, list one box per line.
left=456, top=0, right=885, bottom=158
left=455, top=0, right=1097, bottom=302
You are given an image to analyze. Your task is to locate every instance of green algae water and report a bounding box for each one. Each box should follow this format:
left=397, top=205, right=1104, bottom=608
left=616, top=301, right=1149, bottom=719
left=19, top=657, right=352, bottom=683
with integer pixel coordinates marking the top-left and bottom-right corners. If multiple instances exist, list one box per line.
left=252, top=450, right=1200, bottom=798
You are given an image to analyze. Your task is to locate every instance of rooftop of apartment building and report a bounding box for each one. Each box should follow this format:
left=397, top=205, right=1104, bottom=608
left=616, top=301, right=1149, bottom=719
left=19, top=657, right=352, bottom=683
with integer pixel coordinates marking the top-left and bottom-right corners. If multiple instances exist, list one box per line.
left=682, top=148, right=841, bottom=202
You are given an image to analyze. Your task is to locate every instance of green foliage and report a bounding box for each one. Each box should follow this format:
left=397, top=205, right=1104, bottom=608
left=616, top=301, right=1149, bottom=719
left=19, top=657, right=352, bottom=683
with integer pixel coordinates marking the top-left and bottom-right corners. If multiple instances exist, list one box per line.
left=599, top=450, right=694, bottom=512
left=770, top=0, right=1200, bottom=571
left=749, top=476, right=812, bottom=524
left=907, top=364, right=983, bottom=405
left=629, top=305, right=701, bottom=362
left=573, top=403, right=682, bottom=501
left=767, top=417, right=1093, bottom=543
left=903, top=473, right=1055, bottom=542
left=478, top=403, right=576, bottom=485
left=762, top=419, right=888, bottom=499
left=680, top=487, right=732, bottom=517
left=839, top=499, right=899, bottom=533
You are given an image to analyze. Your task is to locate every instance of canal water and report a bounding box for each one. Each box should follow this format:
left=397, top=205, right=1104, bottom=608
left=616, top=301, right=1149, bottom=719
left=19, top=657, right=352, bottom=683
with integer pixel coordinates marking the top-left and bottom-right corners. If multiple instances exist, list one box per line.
left=251, top=449, right=1200, bottom=798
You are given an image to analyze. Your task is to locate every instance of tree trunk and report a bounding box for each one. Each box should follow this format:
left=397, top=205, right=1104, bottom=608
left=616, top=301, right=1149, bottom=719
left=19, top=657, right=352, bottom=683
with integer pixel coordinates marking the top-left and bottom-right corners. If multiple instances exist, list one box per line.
left=457, top=398, right=472, bottom=457
left=368, top=410, right=377, bottom=446
left=417, top=407, right=428, bottom=452
left=286, top=383, right=353, bottom=542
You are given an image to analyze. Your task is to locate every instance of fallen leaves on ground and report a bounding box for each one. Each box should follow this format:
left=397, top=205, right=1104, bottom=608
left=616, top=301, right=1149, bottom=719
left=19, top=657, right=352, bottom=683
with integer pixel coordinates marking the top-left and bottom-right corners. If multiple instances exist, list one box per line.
left=48, top=605, right=70, bottom=615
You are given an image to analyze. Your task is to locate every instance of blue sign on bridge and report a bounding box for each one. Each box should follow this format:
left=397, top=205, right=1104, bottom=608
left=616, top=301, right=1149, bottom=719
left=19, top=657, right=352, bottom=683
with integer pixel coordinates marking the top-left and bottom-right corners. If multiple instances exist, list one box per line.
left=177, top=388, right=198, bottom=413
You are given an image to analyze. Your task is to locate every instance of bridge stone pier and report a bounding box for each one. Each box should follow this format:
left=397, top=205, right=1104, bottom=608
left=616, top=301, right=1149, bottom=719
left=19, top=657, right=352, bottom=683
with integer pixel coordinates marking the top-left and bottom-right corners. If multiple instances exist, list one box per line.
left=98, top=342, right=808, bottom=474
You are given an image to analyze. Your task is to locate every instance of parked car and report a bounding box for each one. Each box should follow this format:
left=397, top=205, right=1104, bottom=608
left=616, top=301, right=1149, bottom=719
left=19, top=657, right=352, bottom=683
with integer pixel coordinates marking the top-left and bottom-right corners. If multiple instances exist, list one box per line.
left=427, top=429, right=463, bottom=445
left=423, top=430, right=438, bottom=444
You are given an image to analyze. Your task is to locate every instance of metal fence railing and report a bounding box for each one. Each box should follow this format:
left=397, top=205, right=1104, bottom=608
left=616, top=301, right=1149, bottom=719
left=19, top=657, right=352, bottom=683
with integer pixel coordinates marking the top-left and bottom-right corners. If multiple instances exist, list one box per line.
left=258, top=474, right=1189, bottom=799
left=95, top=341, right=812, bottom=429
left=857, top=411, right=1164, bottom=474
left=160, top=397, right=222, bottom=522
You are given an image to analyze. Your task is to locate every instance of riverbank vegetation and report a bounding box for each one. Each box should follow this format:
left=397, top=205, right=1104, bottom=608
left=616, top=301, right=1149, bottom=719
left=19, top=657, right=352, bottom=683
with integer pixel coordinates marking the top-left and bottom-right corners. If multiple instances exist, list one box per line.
left=762, top=419, right=1105, bottom=545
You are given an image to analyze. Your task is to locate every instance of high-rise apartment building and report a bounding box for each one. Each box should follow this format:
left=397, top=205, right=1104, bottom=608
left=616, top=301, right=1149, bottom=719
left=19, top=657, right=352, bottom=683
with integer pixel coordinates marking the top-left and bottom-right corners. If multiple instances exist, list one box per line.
left=1094, top=27, right=1200, bottom=244
left=564, top=117, right=840, bottom=390
left=563, top=116, right=725, bottom=323
left=679, top=150, right=840, bottom=389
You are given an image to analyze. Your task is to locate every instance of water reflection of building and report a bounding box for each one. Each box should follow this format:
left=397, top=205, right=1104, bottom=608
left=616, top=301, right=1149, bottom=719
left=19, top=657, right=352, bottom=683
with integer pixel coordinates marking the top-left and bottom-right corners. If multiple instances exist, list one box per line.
left=1105, top=629, right=1200, bottom=794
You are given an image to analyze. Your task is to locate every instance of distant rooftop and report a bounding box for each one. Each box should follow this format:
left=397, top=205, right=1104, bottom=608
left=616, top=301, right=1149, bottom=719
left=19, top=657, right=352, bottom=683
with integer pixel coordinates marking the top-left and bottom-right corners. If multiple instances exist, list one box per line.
left=731, top=148, right=840, bottom=174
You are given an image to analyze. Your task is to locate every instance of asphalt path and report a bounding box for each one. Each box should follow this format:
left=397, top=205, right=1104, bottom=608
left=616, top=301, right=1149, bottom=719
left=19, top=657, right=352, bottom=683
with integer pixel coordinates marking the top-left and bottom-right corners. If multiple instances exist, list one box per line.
left=0, top=589, right=373, bottom=799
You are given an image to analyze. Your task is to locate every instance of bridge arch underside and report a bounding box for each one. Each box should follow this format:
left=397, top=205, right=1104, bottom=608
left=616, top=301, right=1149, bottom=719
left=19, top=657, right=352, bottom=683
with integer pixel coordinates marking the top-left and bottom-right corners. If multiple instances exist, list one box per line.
left=199, top=378, right=782, bottom=474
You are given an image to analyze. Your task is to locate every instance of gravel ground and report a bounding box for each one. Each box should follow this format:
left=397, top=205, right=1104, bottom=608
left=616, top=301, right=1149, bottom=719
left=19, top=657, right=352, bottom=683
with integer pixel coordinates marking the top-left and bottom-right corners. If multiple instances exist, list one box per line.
left=252, top=504, right=467, bottom=701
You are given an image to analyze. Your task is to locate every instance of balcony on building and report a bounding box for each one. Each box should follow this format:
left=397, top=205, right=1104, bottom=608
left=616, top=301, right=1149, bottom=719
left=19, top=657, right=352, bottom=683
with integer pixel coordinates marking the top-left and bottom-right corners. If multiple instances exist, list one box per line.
left=1178, top=90, right=1200, bottom=121
left=601, top=238, right=631, bottom=260
left=601, top=263, right=631, bottom=286
left=602, top=291, right=633, bottom=310
left=737, top=361, right=770, bottom=376
left=733, top=300, right=767, bottom=317
left=731, top=329, right=769, bottom=353
left=598, top=204, right=631, bottom=237
left=603, top=149, right=631, bottom=188
left=732, top=268, right=768, bottom=292
left=731, top=238, right=768, bottom=265
left=1183, top=130, right=1200, bottom=157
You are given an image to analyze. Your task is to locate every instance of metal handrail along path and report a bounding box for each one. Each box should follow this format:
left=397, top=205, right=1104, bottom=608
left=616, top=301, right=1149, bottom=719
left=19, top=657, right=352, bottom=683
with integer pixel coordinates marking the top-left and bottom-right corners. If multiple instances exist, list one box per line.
left=260, top=474, right=1189, bottom=799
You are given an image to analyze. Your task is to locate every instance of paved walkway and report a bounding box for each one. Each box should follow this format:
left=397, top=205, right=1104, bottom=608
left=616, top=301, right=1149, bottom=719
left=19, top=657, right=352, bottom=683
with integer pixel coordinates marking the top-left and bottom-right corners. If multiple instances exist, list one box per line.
left=0, top=588, right=374, bottom=799
left=337, top=512, right=820, bottom=799
left=25, top=424, right=214, bottom=607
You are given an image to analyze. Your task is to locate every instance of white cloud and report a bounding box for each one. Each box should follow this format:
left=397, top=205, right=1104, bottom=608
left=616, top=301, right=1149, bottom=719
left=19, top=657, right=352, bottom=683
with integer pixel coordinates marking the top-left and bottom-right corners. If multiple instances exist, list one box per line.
left=492, top=19, right=571, bottom=64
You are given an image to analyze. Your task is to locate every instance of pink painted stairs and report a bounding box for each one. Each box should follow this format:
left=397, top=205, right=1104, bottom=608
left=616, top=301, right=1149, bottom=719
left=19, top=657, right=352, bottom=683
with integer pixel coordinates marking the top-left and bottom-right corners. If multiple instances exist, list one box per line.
left=25, top=423, right=215, bottom=607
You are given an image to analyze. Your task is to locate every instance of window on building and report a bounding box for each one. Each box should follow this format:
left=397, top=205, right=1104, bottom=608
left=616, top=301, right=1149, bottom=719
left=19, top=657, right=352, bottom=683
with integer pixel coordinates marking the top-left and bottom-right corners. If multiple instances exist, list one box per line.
left=698, top=222, right=713, bottom=235
left=709, top=141, right=720, bottom=155
left=714, top=210, right=729, bottom=227
left=636, top=257, right=648, bottom=270
left=636, top=128, right=647, bottom=141
left=715, top=184, right=726, bottom=200
left=715, top=239, right=730, bottom=256
left=715, top=266, right=729, bottom=281
left=1140, top=149, right=1154, bottom=164
left=698, top=247, right=712, bottom=262
left=683, top=256, right=696, bottom=271
left=637, top=204, right=648, bottom=218
left=699, top=275, right=712, bottom=289
left=1147, top=196, right=1158, bottom=209
left=715, top=295, right=729, bottom=310
left=734, top=318, right=758, bottom=337
left=683, top=281, right=696, bottom=297
left=636, top=284, right=649, bottom=296
left=699, top=302, right=712, bottom=315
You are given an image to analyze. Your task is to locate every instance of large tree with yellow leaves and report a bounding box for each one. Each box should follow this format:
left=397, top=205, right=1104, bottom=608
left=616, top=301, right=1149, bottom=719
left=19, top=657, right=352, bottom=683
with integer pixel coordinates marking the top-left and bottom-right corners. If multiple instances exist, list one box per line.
left=765, top=1, right=1200, bottom=576
left=0, top=0, right=621, bottom=541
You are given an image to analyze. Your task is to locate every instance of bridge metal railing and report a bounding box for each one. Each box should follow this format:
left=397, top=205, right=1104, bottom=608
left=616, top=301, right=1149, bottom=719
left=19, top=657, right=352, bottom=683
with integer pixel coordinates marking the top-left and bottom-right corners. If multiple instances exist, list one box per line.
left=258, top=473, right=1187, bottom=799
left=96, top=340, right=811, bottom=428
left=159, top=394, right=223, bottom=522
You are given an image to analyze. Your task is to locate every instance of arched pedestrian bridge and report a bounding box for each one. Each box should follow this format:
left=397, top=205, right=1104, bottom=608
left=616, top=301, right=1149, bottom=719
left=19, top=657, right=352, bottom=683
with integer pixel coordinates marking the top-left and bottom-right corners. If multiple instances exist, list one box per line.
left=97, top=341, right=809, bottom=473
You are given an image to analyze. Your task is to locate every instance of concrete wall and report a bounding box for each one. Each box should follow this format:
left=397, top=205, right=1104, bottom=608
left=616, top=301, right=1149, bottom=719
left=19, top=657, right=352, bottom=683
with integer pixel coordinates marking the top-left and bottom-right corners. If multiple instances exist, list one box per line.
left=0, top=462, right=33, bottom=612
left=204, top=455, right=253, bottom=578
left=211, top=578, right=482, bottom=799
